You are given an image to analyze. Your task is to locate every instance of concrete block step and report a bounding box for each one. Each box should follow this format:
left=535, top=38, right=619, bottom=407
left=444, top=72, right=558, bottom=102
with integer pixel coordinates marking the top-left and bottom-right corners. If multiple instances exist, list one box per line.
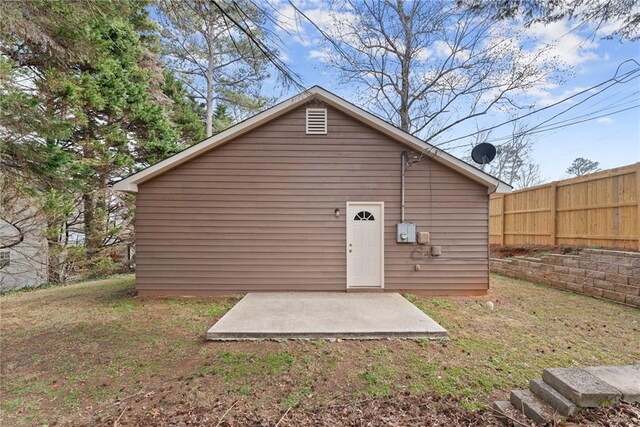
left=510, top=389, right=562, bottom=424
left=543, top=368, right=621, bottom=407
left=491, top=400, right=529, bottom=426
left=530, top=378, right=579, bottom=416
left=585, top=365, right=640, bottom=403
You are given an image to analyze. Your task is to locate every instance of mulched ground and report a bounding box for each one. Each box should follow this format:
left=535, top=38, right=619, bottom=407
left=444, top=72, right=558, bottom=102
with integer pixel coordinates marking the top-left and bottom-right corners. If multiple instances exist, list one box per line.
left=96, top=391, right=640, bottom=426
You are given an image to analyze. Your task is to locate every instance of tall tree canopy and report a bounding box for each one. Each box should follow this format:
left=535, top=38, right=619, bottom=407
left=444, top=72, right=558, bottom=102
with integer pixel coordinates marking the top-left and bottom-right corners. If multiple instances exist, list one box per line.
left=156, top=0, right=274, bottom=136
left=1, top=0, right=204, bottom=280
left=468, top=0, right=640, bottom=41
left=299, top=0, right=559, bottom=144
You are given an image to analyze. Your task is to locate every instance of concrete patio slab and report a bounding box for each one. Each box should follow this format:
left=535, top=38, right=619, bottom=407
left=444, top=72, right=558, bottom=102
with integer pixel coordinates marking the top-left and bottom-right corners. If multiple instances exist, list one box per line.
left=585, top=365, right=640, bottom=403
left=206, top=292, right=447, bottom=340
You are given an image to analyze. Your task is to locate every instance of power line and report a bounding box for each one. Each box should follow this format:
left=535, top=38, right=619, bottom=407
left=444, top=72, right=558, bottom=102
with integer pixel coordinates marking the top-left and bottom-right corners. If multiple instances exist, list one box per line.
left=433, top=59, right=640, bottom=148
left=509, top=104, right=639, bottom=137
left=519, top=74, right=640, bottom=138
left=444, top=103, right=640, bottom=152
left=477, top=96, right=640, bottom=145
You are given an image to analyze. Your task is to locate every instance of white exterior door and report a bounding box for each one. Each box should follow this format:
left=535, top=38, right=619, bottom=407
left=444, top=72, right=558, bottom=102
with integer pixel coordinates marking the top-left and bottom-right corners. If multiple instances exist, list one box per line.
left=346, top=202, right=384, bottom=288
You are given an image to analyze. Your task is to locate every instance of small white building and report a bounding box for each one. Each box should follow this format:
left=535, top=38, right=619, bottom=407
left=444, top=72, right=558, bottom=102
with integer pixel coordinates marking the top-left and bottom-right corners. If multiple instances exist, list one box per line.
left=0, top=211, right=48, bottom=291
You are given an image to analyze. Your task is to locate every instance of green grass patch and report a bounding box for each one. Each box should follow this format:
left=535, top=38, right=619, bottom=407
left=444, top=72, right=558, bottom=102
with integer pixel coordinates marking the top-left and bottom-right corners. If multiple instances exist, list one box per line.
left=0, top=274, right=134, bottom=298
left=283, top=385, right=313, bottom=408
left=195, top=351, right=295, bottom=381
left=416, top=338, right=430, bottom=349
left=112, top=300, right=135, bottom=313
left=403, top=293, right=417, bottom=302
left=204, top=301, right=234, bottom=317
left=2, top=273, right=639, bottom=425
left=430, top=298, right=452, bottom=308
left=358, top=363, right=396, bottom=397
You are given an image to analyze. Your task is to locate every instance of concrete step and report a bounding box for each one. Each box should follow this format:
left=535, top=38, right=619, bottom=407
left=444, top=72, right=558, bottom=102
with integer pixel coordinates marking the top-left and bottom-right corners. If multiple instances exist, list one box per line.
left=530, top=378, right=579, bottom=416
left=585, top=365, right=640, bottom=403
left=543, top=368, right=621, bottom=407
left=491, top=400, right=516, bottom=425
left=492, top=400, right=532, bottom=426
left=510, top=389, right=561, bottom=424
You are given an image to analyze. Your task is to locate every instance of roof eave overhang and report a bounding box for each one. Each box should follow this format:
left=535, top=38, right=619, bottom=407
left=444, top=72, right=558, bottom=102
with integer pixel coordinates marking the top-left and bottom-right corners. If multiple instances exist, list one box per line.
left=113, top=91, right=316, bottom=193
left=313, top=89, right=511, bottom=194
left=113, top=87, right=512, bottom=194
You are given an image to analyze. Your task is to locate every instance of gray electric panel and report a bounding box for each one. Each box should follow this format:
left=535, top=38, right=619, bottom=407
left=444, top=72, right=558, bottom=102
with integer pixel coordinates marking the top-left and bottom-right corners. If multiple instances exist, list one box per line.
left=396, top=223, right=416, bottom=243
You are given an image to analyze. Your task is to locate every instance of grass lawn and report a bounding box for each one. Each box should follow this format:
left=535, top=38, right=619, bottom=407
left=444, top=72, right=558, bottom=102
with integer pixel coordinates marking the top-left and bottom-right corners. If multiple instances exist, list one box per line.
left=1, top=274, right=638, bottom=425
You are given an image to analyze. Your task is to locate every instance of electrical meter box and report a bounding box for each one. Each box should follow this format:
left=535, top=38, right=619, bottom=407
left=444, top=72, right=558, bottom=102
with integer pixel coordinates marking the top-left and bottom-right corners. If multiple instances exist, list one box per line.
left=396, top=223, right=416, bottom=243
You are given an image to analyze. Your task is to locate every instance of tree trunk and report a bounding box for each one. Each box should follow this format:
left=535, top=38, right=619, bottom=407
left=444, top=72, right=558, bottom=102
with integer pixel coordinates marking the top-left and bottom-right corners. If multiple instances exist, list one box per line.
left=399, top=65, right=410, bottom=132
left=46, top=219, right=63, bottom=283
left=205, top=75, right=213, bottom=137
left=205, top=20, right=215, bottom=138
left=81, top=142, right=101, bottom=261
left=398, top=1, right=412, bottom=132
left=83, top=191, right=99, bottom=258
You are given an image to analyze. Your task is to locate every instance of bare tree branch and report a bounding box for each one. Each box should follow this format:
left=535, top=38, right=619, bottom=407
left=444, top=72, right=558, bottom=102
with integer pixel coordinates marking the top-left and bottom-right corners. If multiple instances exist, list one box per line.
left=295, top=1, right=560, bottom=145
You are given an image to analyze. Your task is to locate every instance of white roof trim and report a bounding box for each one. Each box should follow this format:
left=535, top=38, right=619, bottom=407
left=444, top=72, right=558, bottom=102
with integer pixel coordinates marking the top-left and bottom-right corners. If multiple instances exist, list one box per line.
left=113, top=86, right=512, bottom=194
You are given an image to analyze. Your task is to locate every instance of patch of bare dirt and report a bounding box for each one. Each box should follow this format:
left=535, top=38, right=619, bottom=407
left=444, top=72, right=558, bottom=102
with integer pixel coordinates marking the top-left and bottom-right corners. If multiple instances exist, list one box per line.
left=491, top=244, right=582, bottom=259
left=97, top=392, right=504, bottom=426
left=95, top=392, right=640, bottom=427
left=3, top=275, right=639, bottom=426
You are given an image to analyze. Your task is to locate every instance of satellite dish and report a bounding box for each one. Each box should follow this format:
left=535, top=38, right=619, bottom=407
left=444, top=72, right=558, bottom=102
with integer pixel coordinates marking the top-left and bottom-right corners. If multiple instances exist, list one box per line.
left=471, top=142, right=497, bottom=165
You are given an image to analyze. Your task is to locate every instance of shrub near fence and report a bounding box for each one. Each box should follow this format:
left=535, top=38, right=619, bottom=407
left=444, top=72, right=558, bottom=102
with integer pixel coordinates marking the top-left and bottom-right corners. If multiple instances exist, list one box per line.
left=490, top=163, right=640, bottom=250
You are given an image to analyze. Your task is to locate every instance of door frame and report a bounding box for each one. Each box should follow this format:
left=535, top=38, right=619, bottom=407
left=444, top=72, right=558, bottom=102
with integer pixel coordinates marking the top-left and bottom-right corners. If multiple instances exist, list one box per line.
left=346, top=201, right=385, bottom=289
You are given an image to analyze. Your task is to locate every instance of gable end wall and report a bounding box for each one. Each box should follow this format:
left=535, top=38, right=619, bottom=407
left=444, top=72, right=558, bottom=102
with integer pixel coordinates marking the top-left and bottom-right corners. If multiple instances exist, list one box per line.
left=135, top=102, right=489, bottom=295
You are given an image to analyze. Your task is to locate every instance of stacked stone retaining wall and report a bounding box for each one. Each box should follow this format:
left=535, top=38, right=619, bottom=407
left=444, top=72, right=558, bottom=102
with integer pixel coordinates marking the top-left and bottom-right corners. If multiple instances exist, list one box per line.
left=490, top=249, right=640, bottom=308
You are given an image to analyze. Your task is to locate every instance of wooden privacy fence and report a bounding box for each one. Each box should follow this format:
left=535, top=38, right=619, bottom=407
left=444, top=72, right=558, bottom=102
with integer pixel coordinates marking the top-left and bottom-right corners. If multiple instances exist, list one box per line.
left=490, top=163, right=640, bottom=250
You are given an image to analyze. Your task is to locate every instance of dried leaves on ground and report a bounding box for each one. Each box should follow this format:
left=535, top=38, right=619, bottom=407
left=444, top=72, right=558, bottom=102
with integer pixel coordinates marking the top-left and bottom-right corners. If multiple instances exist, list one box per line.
left=1, top=274, right=639, bottom=426
left=97, top=392, right=640, bottom=427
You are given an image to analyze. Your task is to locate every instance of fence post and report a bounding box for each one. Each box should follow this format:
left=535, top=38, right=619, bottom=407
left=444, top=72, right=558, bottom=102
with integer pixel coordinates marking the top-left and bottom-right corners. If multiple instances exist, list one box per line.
left=637, top=164, right=640, bottom=250
left=500, top=194, right=506, bottom=245
left=550, top=182, right=557, bottom=245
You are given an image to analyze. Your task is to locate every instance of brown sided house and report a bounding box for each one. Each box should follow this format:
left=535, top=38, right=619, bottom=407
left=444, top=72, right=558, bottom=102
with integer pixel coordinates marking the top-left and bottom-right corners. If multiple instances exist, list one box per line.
left=114, top=87, right=511, bottom=296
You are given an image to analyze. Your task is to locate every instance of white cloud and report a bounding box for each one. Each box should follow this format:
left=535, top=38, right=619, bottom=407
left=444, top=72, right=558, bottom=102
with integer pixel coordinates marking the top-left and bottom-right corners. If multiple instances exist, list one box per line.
left=273, top=1, right=356, bottom=47
left=274, top=4, right=313, bottom=46
left=595, top=116, right=613, bottom=124
left=529, top=85, right=594, bottom=107
left=433, top=40, right=450, bottom=57
left=525, top=20, right=602, bottom=67
left=308, top=49, right=331, bottom=62
left=414, top=47, right=432, bottom=61
left=508, top=19, right=607, bottom=107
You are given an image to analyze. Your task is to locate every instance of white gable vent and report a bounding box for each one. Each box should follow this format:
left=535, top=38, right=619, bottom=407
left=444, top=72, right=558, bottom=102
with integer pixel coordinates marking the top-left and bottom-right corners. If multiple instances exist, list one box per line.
left=306, top=108, right=327, bottom=134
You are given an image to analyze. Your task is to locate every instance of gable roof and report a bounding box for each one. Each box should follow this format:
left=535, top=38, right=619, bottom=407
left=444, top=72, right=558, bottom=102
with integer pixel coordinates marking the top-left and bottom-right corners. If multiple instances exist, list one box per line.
left=113, top=86, right=512, bottom=194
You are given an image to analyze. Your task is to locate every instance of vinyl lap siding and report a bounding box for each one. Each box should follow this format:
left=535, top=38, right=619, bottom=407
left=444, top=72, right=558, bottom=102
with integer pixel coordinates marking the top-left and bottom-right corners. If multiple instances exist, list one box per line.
left=135, top=103, right=489, bottom=295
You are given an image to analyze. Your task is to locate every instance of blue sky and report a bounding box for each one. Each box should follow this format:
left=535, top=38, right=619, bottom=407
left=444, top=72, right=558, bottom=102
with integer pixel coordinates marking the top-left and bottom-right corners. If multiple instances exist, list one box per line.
left=262, top=2, right=640, bottom=182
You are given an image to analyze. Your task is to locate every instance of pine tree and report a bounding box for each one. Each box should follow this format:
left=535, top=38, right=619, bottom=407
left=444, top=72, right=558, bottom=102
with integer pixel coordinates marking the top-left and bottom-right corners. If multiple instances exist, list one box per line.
left=566, top=158, right=601, bottom=177
left=212, top=104, right=234, bottom=134
left=156, top=0, right=272, bottom=137
left=1, top=0, right=204, bottom=279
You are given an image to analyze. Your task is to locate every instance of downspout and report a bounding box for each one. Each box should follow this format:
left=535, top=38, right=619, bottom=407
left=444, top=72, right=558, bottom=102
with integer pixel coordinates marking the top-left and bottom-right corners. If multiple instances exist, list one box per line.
left=401, top=151, right=406, bottom=223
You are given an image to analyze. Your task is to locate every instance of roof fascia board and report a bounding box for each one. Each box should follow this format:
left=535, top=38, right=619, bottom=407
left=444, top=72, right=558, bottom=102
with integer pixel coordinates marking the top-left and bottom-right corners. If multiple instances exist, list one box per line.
left=311, top=88, right=509, bottom=194
left=114, top=86, right=512, bottom=194
left=113, top=91, right=315, bottom=192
